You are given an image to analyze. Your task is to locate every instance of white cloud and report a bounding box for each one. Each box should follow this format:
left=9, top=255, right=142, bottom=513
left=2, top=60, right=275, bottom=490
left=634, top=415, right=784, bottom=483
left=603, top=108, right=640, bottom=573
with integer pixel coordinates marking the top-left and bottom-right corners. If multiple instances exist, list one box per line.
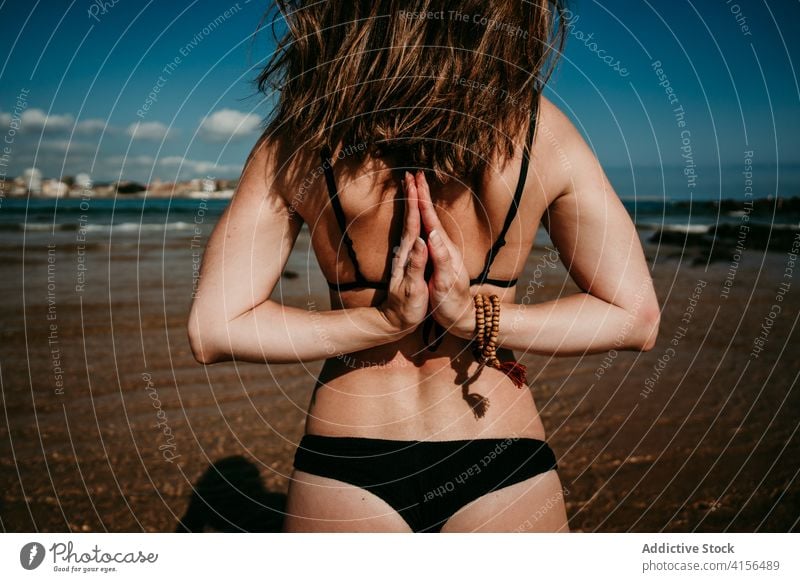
left=199, top=108, right=261, bottom=141
left=39, top=140, right=96, bottom=153
left=106, top=155, right=156, bottom=166
left=20, top=109, right=75, bottom=132
left=0, top=110, right=113, bottom=136
left=158, top=156, right=186, bottom=166
left=126, top=121, right=170, bottom=140
left=159, top=155, right=241, bottom=176
left=0, top=110, right=114, bottom=135
left=75, top=118, right=110, bottom=134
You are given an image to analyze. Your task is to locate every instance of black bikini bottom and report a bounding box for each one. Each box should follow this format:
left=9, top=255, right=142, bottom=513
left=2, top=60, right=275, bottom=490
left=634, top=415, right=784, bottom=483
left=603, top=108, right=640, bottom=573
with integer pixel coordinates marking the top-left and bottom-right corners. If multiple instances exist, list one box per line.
left=292, top=434, right=558, bottom=532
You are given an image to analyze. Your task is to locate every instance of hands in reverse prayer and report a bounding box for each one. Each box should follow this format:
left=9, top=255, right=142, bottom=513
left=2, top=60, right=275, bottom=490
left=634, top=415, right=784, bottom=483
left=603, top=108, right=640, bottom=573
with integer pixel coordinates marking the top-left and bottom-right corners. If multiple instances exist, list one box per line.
left=378, top=171, right=474, bottom=338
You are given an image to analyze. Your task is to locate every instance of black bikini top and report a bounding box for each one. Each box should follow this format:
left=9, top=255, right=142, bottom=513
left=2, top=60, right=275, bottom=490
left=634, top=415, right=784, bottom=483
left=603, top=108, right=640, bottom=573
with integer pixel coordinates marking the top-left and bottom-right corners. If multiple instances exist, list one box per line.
left=320, top=97, right=538, bottom=350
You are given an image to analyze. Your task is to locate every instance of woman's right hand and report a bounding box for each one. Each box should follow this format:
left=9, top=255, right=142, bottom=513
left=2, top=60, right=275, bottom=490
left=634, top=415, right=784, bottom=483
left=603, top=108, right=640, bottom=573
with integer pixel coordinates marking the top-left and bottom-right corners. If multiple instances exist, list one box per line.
left=378, top=172, right=430, bottom=335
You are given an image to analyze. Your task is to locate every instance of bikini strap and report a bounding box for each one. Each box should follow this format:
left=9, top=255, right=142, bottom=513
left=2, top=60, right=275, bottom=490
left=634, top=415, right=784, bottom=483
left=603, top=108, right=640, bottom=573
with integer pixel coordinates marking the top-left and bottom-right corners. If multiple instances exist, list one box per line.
left=475, top=95, right=539, bottom=283
left=321, top=144, right=368, bottom=284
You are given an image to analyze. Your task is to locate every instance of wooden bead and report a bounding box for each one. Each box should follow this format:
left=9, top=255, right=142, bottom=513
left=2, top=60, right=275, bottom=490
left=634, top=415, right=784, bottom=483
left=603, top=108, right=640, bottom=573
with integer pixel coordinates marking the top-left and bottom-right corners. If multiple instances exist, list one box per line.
left=475, top=294, right=486, bottom=349
left=473, top=293, right=502, bottom=364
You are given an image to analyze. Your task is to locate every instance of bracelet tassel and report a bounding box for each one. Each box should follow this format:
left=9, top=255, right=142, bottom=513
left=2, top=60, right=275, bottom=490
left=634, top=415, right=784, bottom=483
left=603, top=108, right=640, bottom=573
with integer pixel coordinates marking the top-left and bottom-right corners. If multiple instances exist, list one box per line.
left=462, top=293, right=529, bottom=419
left=497, top=359, right=527, bottom=389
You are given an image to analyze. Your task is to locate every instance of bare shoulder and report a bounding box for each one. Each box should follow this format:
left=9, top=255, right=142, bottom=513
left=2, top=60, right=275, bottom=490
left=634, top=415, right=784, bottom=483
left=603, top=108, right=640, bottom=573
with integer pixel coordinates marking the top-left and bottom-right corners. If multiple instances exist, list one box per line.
left=234, top=134, right=279, bottom=204
left=537, top=94, right=574, bottom=132
left=237, top=131, right=321, bottom=217
left=531, top=95, right=603, bottom=205
left=240, top=133, right=297, bottom=194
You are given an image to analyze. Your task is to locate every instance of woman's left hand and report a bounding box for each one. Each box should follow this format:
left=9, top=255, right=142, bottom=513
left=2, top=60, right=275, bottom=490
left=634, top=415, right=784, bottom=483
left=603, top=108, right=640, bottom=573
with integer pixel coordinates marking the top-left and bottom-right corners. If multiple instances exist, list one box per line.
left=406, top=170, right=474, bottom=339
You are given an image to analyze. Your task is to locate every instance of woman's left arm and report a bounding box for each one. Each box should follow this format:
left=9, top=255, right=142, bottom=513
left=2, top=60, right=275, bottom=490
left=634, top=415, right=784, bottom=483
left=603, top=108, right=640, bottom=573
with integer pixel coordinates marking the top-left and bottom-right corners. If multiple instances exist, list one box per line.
left=411, top=106, right=661, bottom=357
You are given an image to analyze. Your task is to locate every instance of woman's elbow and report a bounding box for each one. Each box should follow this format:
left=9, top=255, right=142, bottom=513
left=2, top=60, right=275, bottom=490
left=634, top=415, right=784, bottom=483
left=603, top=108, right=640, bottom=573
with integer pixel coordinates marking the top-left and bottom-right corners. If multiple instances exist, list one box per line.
left=636, top=303, right=661, bottom=352
left=188, top=334, right=220, bottom=365
left=187, top=308, right=226, bottom=365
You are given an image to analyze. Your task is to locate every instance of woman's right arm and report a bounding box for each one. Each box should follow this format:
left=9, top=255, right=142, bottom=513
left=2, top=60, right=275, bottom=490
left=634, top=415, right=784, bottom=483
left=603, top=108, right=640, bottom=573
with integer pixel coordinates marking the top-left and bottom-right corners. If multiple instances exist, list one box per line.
left=187, top=140, right=429, bottom=365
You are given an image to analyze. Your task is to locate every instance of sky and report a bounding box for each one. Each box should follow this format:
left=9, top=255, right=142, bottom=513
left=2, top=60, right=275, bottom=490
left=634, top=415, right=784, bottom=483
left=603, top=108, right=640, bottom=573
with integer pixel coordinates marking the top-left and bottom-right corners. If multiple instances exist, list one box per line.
left=1, top=0, right=798, bottom=200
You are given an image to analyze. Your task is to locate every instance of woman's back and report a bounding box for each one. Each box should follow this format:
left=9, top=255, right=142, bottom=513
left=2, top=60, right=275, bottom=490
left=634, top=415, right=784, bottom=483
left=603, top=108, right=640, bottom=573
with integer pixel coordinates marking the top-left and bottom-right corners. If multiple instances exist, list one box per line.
left=278, top=97, right=568, bottom=441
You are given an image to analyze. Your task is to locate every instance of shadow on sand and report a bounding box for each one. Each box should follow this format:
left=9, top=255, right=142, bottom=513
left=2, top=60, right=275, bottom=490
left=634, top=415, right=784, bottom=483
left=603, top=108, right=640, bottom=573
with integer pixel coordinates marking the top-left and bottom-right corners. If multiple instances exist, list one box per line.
left=176, top=456, right=286, bottom=532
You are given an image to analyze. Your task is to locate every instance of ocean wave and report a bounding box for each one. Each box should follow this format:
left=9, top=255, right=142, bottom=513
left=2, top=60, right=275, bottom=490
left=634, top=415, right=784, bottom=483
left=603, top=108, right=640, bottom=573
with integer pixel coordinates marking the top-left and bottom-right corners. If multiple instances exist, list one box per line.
left=5, top=221, right=200, bottom=233
left=86, top=221, right=196, bottom=232
left=635, top=222, right=711, bottom=233
left=22, top=222, right=75, bottom=232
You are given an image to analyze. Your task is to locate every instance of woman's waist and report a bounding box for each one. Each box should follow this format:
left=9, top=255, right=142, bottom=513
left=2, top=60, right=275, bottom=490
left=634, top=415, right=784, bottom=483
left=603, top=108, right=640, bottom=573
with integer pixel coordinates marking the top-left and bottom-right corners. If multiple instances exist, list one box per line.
left=319, top=333, right=517, bottom=379
left=308, top=355, right=546, bottom=441
left=317, top=343, right=520, bottom=397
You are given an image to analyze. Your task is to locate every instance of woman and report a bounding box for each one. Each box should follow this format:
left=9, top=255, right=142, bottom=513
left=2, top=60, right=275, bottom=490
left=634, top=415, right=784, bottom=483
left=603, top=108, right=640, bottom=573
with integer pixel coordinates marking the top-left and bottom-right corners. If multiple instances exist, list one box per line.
left=188, top=0, right=660, bottom=532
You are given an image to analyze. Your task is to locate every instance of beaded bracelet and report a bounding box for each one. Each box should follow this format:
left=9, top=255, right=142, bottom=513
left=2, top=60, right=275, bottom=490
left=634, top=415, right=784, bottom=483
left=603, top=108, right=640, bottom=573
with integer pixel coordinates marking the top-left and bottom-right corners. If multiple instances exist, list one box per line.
left=461, top=293, right=528, bottom=419
left=472, top=293, right=527, bottom=387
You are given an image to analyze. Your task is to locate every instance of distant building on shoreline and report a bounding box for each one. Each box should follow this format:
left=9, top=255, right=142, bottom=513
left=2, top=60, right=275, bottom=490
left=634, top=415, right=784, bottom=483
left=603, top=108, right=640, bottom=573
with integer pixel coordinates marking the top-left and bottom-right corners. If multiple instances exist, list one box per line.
left=0, top=169, right=237, bottom=199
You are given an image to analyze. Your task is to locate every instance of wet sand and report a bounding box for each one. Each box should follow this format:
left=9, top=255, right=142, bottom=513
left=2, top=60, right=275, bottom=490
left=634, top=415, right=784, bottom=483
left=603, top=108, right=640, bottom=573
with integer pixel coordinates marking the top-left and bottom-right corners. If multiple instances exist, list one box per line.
left=1, top=224, right=798, bottom=532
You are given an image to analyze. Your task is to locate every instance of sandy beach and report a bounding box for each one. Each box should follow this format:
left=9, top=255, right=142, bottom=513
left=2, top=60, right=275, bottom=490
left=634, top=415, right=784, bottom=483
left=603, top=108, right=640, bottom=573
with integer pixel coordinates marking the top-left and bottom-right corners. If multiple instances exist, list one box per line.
left=1, top=209, right=798, bottom=532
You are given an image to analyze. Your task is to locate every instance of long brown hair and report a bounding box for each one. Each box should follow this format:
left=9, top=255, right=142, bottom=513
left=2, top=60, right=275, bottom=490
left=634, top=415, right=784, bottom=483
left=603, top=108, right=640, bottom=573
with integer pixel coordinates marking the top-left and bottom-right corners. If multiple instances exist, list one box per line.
left=257, top=0, right=568, bottom=182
